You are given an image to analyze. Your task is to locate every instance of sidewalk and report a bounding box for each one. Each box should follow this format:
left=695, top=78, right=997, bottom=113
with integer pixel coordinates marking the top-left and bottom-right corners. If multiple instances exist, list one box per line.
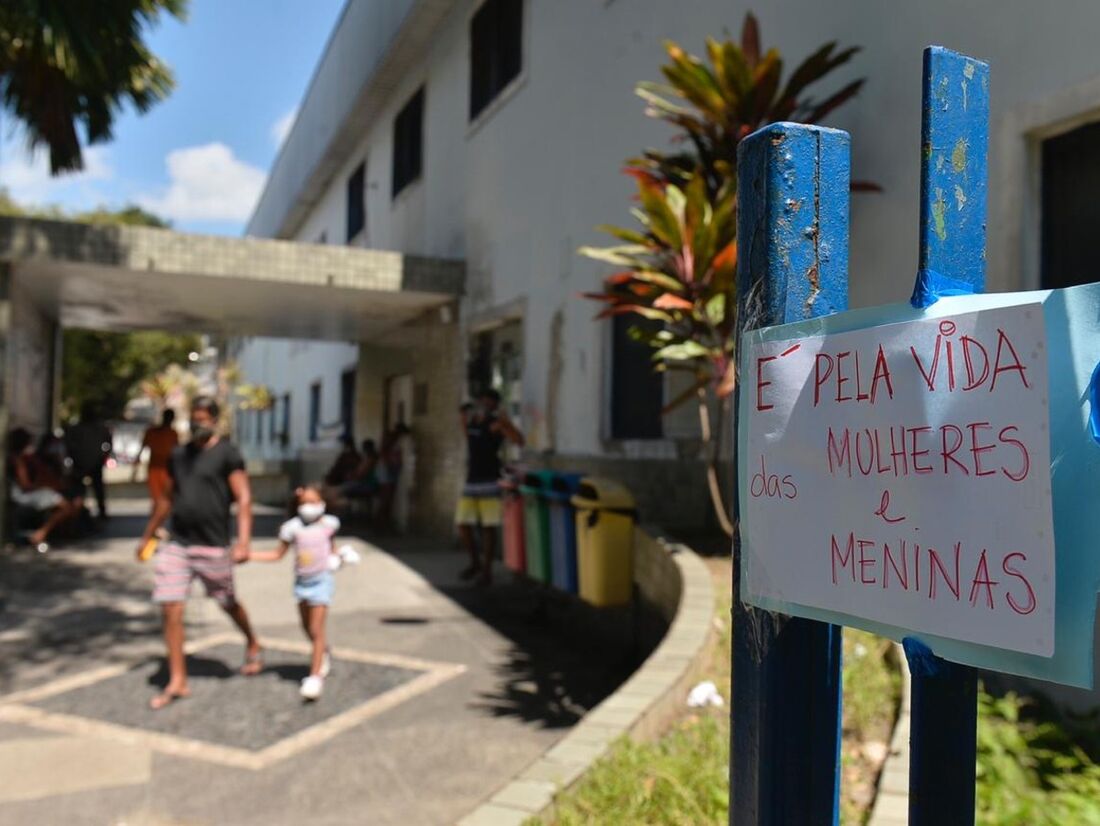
left=0, top=501, right=632, bottom=825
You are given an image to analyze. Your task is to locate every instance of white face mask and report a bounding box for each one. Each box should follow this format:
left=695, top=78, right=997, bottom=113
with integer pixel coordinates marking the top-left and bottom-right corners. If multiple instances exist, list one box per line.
left=298, top=503, right=326, bottom=523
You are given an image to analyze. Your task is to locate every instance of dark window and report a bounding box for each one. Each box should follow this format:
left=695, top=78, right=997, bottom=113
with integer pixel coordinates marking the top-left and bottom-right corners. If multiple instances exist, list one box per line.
left=609, top=315, right=663, bottom=439
left=281, top=393, right=291, bottom=443
left=346, top=161, right=366, bottom=242
left=309, top=382, right=322, bottom=442
left=340, top=369, right=356, bottom=440
left=269, top=402, right=277, bottom=441
left=469, top=0, right=523, bottom=120
left=1041, top=121, right=1100, bottom=289
left=392, top=88, right=424, bottom=198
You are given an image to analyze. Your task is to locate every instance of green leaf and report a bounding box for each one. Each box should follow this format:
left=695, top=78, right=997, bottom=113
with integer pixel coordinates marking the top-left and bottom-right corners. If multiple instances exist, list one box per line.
left=704, top=293, right=727, bottom=326
left=638, top=184, right=683, bottom=249
left=653, top=340, right=712, bottom=361
left=578, top=244, right=650, bottom=266
left=596, top=224, right=654, bottom=246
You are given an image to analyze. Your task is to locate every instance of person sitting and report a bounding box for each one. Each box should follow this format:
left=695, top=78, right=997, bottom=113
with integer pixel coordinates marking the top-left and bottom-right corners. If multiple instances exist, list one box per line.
left=324, top=435, right=361, bottom=487
left=6, top=428, right=83, bottom=551
left=335, top=439, right=382, bottom=519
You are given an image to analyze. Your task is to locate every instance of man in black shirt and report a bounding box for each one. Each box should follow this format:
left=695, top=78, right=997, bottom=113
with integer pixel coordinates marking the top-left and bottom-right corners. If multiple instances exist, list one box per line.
left=137, top=396, right=262, bottom=710
left=455, top=389, right=524, bottom=585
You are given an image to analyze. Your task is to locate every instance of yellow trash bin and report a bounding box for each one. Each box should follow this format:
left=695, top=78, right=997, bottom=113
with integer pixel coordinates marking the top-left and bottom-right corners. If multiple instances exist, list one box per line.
left=571, top=477, right=636, bottom=607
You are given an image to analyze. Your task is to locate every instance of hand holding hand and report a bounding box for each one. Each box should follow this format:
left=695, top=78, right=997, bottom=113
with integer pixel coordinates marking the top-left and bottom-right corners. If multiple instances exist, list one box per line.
left=231, top=543, right=251, bottom=564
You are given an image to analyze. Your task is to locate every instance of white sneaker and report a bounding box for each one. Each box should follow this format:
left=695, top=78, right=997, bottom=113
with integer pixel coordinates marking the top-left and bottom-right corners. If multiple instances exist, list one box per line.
left=337, top=544, right=361, bottom=566
left=299, top=675, right=324, bottom=700
left=319, top=650, right=332, bottom=678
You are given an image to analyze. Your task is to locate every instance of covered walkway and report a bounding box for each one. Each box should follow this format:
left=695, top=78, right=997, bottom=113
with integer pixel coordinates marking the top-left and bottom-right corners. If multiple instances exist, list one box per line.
left=0, top=216, right=468, bottom=535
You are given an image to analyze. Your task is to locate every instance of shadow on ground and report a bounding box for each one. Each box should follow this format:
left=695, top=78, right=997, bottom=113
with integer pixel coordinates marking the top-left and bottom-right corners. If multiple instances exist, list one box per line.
left=388, top=541, right=667, bottom=730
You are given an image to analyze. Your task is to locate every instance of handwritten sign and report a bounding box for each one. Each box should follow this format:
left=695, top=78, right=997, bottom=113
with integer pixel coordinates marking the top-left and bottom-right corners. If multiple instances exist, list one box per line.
left=742, top=303, right=1054, bottom=656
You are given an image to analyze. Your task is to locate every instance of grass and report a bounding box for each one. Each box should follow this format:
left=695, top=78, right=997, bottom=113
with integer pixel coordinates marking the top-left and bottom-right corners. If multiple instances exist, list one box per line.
left=533, top=558, right=901, bottom=826
left=977, top=688, right=1100, bottom=825
left=530, top=555, right=1100, bottom=825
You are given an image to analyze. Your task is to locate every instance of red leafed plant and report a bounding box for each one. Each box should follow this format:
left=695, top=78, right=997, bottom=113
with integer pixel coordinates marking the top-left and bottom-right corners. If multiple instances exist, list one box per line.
left=580, top=15, right=867, bottom=535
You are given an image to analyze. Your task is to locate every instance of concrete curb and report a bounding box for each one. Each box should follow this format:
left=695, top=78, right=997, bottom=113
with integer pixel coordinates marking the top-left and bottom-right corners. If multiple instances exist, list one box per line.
left=456, top=533, right=717, bottom=826
left=867, top=643, right=912, bottom=826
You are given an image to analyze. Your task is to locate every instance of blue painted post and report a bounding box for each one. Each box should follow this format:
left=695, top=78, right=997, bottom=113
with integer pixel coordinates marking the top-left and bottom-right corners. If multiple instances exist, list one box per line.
left=733, top=123, right=850, bottom=826
left=907, top=46, right=989, bottom=826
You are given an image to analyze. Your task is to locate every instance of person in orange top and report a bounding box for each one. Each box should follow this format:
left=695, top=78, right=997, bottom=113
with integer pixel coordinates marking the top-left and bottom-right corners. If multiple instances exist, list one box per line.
left=138, top=410, right=179, bottom=505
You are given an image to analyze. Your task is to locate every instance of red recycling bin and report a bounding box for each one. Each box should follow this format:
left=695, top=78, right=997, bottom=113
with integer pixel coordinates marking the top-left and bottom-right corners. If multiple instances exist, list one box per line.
left=500, top=475, right=526, bottom=573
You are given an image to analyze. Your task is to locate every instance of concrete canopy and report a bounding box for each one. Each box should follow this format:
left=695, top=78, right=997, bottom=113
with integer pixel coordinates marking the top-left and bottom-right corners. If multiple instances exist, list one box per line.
left=0, top=217, right=464, bottom=341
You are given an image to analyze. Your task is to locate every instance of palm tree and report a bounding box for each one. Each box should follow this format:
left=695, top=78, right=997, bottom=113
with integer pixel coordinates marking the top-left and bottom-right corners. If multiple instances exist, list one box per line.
left=0, top=0, right=186, bottom=174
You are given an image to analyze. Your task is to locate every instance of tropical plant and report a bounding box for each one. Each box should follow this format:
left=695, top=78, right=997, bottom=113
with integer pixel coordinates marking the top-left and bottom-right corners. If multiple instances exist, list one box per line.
left=139, top=362, right=199, bottom=410
left=581, top=15, right=866, bottom=535
left=235, top=383, right=274, bottom=412
left=0, top=0, right=186, bottom=173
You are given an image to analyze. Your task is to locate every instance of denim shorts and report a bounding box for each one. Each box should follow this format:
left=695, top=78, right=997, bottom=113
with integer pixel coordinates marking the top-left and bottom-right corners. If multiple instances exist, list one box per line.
left=294, top=572, right=334, bottom=606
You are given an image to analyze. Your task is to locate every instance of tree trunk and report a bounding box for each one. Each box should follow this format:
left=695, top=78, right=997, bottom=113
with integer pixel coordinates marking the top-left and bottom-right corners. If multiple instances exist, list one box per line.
left=698, top=388, right=735, bottom=537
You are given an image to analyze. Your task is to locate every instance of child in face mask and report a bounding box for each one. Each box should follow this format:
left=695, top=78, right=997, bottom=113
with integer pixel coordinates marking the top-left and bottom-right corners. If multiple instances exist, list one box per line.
left=251, top=485, right=340, bottom=700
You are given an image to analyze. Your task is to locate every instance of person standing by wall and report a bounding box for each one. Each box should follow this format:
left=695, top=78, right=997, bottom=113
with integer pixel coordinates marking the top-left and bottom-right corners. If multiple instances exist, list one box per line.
left=455, top=390, right=523, bottom=586
left=136, top=396, right=262, bottom=710
left=136, top=409, right=179, bottom=509
left=390, top=423, right=415, bottom=533
left=64, top=402, right=112, bottom=520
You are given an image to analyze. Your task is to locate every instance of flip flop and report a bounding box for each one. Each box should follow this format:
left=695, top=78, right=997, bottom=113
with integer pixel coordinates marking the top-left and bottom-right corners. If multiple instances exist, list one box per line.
left=240, top=647, right=264, bottom=676
left=149, top=688, right=190, bottom=710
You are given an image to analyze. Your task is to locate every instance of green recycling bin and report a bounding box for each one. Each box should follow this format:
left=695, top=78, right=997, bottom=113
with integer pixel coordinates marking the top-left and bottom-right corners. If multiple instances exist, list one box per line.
left=520, top=470, right=555, bottom=583
left=572, top=478, right=637, bottom=606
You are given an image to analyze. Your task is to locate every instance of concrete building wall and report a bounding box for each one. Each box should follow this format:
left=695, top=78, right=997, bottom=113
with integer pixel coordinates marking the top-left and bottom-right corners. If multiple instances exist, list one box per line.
left=242, top=0, right=1100, bottom=530
left=232, top=336, right=359, bottom=462
left=6, top=273, right=56, bottom=434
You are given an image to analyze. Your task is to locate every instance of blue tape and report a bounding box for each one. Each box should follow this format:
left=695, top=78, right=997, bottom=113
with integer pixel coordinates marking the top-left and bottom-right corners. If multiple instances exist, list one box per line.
left=903, top=636, right=949, bottom=678
left=1090, top=361, right=1100, bottom=447
left=909, top=268, right=976, bottom=309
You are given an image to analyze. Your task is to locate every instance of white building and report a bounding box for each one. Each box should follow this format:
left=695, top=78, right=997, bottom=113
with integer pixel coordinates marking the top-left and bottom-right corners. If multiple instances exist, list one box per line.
left=237, top=0, right=1100, bottom=534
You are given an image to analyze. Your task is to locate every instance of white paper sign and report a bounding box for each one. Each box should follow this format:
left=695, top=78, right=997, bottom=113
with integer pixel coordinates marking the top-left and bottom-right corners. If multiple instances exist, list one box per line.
left=742, top=303, right=1055, bottom=655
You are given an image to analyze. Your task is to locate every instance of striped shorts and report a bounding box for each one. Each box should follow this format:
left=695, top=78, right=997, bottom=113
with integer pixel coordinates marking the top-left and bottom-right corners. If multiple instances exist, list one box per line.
left=152, top=542, right=236, bottom=606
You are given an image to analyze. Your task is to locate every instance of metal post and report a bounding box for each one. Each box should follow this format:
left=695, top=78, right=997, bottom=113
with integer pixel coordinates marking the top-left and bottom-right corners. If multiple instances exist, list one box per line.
left=906, top=46, right=989, bottom=826
left=732, top=123, right=850, bottom=826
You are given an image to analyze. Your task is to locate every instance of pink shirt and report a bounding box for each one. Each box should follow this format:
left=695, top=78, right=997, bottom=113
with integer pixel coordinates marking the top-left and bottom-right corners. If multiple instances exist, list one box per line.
left=278, top=514, right=340, bottom=577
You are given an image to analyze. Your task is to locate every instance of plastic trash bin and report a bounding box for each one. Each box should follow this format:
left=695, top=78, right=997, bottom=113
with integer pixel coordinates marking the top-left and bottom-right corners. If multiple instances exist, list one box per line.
left=546, top=472, right=583, bottom=593
left=520, top=470, right=555, bottom=582
left=500, top=473, right=526, bottom=574
left=572, top=478, right=637, bottom=607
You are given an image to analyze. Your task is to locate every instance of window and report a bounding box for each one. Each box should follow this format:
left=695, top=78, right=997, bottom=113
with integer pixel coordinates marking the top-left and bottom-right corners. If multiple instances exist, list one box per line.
left=469, top=0, right=523, bottom=121
left=269, top=401, right=278, bottom=441
left=340, top=369, right=356, bottom=440
left=309, top=382, right=322, bottom=442
left=1041, top=121, right=1100, bottom=289
left=239, top=409, right=249, bottom=443
left=346, top=161, right=366, bottom=242
left=609, top=315, right=663, bottom=439
left=254, top=410, right=263, bottom=445
left=392, top=88, right=424, bottom=198
left=281, top=393, right=291, bottom=444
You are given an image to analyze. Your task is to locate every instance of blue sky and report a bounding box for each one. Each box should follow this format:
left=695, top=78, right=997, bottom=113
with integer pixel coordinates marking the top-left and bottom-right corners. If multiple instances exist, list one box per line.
left=0, top=0, right=346, bottom=236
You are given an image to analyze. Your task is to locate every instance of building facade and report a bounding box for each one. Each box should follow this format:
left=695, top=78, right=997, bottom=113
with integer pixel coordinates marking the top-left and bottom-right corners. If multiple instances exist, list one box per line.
left=238, top=0, right=1100, bottom=534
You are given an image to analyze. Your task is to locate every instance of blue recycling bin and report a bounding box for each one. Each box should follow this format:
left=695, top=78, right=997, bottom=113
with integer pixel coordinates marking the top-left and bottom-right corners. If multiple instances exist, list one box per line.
left=547, top=472, right=583, bottom=593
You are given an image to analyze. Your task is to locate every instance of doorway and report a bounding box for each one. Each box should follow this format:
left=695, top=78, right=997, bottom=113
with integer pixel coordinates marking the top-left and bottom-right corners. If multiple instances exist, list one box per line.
left=386, top=374, right=414, bottom=430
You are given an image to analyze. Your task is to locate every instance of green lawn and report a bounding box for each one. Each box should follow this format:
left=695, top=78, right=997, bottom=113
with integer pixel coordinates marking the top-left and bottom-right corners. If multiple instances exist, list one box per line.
left=533, top=557, right=1100, bottom=825
left=534, top=560, right=899, bottom=826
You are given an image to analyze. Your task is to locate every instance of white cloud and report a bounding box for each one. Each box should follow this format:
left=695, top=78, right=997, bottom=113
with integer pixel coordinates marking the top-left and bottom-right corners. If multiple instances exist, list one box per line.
left=0, top=144, right=113, bottom=207
left=138, top=142, right=266, bottom=223
left=272, top=107, right=298, bottom=148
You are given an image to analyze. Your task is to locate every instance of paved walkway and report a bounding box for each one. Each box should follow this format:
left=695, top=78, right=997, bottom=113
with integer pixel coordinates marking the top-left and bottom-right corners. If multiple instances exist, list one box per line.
left=0, top=501, right=633, bottom=825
